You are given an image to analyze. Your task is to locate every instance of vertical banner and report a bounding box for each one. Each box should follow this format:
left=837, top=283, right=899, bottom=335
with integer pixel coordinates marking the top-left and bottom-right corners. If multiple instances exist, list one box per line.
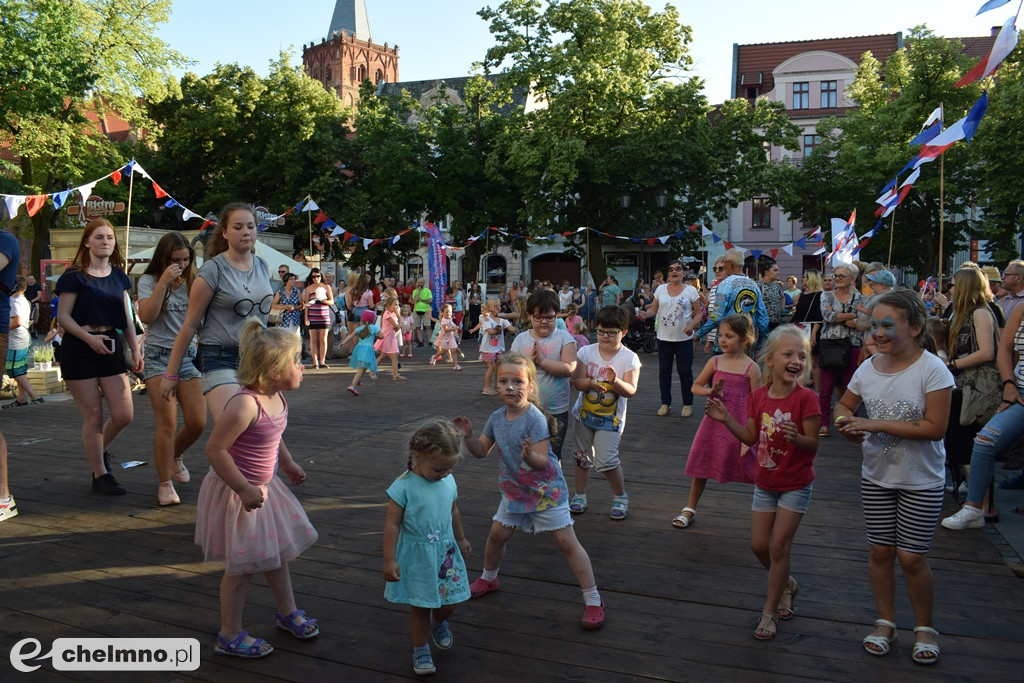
left=424, top=221, right=448, bottom=317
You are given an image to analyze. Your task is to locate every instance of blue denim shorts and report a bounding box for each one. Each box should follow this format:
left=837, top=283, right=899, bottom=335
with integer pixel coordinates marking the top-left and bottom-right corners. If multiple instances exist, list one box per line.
left=196, top=344, right=239, bottom=395
left=142, top=344, right=200, bottom=383
left=751, top=483, right=813, bottom=514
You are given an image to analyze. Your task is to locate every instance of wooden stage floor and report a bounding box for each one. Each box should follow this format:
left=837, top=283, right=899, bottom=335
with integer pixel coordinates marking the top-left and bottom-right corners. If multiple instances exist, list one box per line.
left=1, top=348, right=1021, bottom=682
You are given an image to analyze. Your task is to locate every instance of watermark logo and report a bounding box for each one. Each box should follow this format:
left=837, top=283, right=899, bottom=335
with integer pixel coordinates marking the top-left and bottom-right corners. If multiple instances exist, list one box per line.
left=11, top=638, right=200, bottom=672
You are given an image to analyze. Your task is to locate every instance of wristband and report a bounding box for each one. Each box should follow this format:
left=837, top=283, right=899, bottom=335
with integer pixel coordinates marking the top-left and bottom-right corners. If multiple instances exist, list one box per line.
left=162, top=373, right=179, bottom=381
left=1004, top=379, right=1016, bottom=387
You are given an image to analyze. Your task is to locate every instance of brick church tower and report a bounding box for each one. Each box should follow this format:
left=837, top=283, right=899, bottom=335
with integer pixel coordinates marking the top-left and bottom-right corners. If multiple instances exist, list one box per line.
left=302, top=0, right=399, bottom=109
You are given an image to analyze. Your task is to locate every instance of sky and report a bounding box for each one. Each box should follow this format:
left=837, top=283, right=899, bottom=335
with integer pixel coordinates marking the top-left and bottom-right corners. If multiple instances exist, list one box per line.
left=156, top=0, right=1013, bottom=104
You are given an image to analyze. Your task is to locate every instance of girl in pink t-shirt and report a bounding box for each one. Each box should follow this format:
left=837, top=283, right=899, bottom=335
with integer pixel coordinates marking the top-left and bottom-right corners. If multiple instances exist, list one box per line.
left=706, top=324, right=820, bottom=642
left=195, top=319, right=318, bottom=658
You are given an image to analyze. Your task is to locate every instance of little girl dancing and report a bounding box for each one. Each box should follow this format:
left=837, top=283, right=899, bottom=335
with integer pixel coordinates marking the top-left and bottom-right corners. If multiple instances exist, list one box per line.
left=383, top=419, right=473, bottom=676
left=706, top=324, right=819, bottom=641
left=673, top=314, right=760, bottom=529
left=342, top=310, right=382, bottom=395
left=196, top=318, right=318, bottom=658
left=430, top=304, right=461, bottom=369
left=454, top=352, right=605, bottom=630
left=467, top=297, right=511, bottom=394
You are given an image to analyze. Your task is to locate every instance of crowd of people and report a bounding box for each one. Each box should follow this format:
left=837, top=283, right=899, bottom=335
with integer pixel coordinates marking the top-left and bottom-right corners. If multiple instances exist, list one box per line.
left=3, top=209, right=1024, bottom=674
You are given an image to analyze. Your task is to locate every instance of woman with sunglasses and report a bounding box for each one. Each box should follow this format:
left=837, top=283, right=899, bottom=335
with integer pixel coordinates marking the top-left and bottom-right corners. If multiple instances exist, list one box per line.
left=640, top=260, right=701, bottom=417
left=161, top=203, right=274, bottom=422
left=303, top=269, right=334, bottom=369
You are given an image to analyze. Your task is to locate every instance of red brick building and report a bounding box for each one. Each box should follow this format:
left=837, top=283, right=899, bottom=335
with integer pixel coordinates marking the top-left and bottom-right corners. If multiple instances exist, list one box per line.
left=301, top=0, right=399, bottom=109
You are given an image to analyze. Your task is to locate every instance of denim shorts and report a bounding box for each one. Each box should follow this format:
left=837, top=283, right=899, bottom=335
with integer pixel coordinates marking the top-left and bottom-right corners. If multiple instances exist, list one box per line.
left=492, top=497, right=574, bottom=534
left=142, top=344, right=201, bottom=383
left=751, top=483, right=813, bottom=514
left=196, top=344, right=240, bottom=394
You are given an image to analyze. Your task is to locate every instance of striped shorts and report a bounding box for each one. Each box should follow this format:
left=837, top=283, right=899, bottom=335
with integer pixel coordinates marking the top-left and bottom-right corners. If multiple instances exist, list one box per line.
left=861, top=478, right=944, bottom=554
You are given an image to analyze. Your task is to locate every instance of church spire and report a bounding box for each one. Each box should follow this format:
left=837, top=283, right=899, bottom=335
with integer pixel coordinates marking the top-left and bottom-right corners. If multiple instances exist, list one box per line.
left=329, top=0, right=371, bottom=41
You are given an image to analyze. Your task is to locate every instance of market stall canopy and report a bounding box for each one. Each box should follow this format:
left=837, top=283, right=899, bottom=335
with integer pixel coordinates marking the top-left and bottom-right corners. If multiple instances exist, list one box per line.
left=127, top=242, right=310, bottom=281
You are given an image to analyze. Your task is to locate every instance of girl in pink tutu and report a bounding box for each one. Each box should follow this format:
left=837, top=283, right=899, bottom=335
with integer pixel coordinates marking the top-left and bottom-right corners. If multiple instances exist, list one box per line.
left=196, top=318, right=318, bottom=659
left=430, top=304, right=462, bottom=370
left=378, top=297, right=405, bottom=380
left=672, top=314, right=761, bottom=529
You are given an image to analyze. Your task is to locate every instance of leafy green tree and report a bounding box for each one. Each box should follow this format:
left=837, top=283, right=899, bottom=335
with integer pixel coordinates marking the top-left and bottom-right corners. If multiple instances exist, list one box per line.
left=772, top=28, right=986, bottom=275
left=142, top=54, right=353, bottom=253
left=477, top=0, right=799, bottom=283
left=1, top=0, right=184, bottom=272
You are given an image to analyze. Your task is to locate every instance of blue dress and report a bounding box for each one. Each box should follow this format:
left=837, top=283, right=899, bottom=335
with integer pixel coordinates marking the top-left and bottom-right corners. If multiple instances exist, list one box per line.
left=384, top=471, right=470, bottom=608
left=349, top=324, right=380, bottom=371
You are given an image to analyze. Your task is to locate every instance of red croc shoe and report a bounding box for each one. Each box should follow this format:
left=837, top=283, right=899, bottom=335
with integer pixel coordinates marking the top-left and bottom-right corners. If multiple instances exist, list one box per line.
left=581, top=601, right=605, bottom=630
left=469, top=577, right=499, bottom=598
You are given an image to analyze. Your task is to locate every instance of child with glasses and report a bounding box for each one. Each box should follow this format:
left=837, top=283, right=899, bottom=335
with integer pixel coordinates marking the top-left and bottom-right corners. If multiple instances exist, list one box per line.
left=510, top=289, right=577, bottom=460
left=568, top=306, right=641, bottom=519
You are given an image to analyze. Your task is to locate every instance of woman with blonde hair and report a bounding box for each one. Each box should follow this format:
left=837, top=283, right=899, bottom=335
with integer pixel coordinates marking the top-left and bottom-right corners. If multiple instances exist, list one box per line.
left=942, top=267, right=1000, bottom=522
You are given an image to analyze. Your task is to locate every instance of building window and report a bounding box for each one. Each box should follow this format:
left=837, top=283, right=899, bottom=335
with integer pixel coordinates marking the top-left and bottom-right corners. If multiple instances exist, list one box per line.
left=802, top=134, right=822, bottom=156
left=793, top=82, right=809, bottom=110
left=752, top=198, right=771, bottom=230
left=821, top=81, right=837, bottom=108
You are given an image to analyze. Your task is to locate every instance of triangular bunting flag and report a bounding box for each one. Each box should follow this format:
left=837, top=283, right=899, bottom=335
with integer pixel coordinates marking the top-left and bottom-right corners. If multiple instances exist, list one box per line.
left=25, top=195, right=47, bottom=217
left=111, top=170, right=122, bottom=185
left=314, top=211, right=328, bottom=224
left=51, top=190, right=71, bottom=210
left=3, top=195, right=26, bottom=219
left=152, top=182, right=168, bottom=199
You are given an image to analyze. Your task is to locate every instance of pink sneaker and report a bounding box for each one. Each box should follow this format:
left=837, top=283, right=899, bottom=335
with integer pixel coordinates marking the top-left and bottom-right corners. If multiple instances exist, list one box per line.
left=469, top=577, right=499, bottom=598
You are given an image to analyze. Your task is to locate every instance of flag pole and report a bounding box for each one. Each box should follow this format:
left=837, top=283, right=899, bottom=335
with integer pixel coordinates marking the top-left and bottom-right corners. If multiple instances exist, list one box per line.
left=124, top=161, right=134, bottom=257
left=937, top=103, right=945, bottom=285
left=306, top=195, right=313, bottom=266
left=887, top=176, right=897, bottom=268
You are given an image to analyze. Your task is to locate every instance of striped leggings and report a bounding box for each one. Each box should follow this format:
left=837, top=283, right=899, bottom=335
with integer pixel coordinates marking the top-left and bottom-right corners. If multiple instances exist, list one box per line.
left=861, top=479, right=944, bottom=554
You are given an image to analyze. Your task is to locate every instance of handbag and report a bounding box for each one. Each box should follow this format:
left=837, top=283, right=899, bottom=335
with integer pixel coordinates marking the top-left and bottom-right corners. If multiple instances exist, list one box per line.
left=955, top=310, right=1001, bottom=426
left=818, top=337, right=851, bottom=369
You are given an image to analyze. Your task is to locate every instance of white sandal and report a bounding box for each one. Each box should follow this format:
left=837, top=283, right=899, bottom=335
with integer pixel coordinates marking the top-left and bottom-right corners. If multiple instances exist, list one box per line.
left=912, top=626, right=940, bottom=665
left=672, top=507, right=696, bottom=528
left=863, top=618, right=897, bottom=656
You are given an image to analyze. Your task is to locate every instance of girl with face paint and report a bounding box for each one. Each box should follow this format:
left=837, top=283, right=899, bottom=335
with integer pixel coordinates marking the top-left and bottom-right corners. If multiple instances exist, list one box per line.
left=834, top=289, right=953, bottom=665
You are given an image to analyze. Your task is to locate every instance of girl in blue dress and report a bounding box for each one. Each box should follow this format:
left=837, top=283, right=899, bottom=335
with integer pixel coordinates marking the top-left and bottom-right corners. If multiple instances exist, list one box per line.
left=383, top=419, right=472, bottom=676
left=342, top=309, right=381, bottom=395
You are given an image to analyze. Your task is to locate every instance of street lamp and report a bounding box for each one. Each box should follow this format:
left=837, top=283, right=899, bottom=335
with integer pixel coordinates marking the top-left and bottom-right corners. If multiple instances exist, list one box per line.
left=620, top=191, right=668, bottom=285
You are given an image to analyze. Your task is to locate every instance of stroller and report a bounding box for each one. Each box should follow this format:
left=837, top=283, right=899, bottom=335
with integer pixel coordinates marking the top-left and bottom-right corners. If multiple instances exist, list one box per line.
left=623, top=313, right=657, bottom=353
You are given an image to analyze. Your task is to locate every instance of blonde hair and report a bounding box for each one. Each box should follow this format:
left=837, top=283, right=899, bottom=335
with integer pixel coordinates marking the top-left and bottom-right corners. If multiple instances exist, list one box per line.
left=803, top=269, right=823, bottom=292
left=485, top=297, right=500, bottom=311
left=947, top=268, right=990, bottom=353
left=236, top=317, right=302, bottom=393
left=406, top=418, right=465, bottom=471
left=757, top=324, right=811, bottom=385
left=573, top=320, right=588, bottom=336
left=498, top=352, right=559, bottom=439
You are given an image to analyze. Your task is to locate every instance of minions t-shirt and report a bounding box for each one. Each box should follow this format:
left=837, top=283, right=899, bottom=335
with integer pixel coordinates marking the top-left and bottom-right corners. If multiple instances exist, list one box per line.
left=572, top=344, right=641, bottom=432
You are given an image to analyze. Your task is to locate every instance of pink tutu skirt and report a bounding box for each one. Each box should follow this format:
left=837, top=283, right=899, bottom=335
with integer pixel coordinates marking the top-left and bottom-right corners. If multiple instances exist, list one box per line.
left=195, top=469, right=318, bottom=575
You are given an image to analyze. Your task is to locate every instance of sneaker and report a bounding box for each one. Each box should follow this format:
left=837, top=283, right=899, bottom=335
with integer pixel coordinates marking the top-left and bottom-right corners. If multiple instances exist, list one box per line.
left=412, top=650, right=435, bottom=675
left=469, top=577, right=499, bottom=598
left=569, top=494, right=588, bottom=514
left=172, top=458, right=190, bottom=484
left=428, top=620, right=453, bottom=649
left=29, top=397, right=45, bottom=405
left=0, top=495, right=18, bottom=522
left=681, top=405, right=693, bottom=418
left=429, top=356, right=437, bottom=366
left=610, top=494, right=629, bottom=520
left=453, top=364, right=462, bottom=371
left=941, top=505, right=984, bottom=530
left=158, top=482, right=180, bottom=506
left=657, top=404, right=670, bottom=416
left=92, top=473, right=126, bottom=495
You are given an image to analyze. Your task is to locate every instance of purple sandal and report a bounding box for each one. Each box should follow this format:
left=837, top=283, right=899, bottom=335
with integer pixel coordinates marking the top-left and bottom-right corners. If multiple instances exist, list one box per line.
left=214, top=630, right=274, bottom=658
left=275, top=609, right=320, bottom=639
